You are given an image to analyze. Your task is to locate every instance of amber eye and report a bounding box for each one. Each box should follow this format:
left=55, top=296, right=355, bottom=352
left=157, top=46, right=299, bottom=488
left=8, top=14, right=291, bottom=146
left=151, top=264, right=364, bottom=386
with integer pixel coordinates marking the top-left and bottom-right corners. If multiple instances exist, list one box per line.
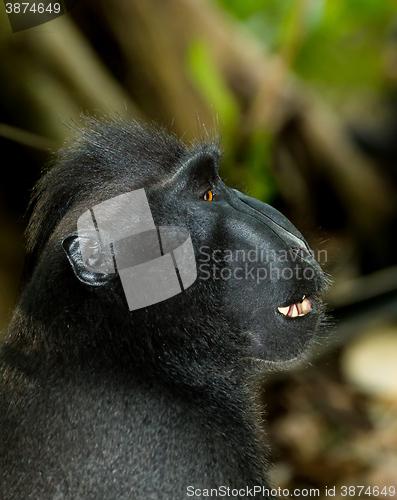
left=202, top=189, right=213, bottom=201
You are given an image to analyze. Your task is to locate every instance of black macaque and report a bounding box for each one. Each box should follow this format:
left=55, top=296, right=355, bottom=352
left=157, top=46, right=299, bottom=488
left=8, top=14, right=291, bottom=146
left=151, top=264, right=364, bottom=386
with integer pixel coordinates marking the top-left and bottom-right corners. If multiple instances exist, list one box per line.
left=0, top=119, right=328, bottom=499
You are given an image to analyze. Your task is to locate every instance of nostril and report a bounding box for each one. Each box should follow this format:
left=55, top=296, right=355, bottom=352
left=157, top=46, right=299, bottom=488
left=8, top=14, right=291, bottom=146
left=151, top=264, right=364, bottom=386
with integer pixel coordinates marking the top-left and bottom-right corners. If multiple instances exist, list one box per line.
left=291, top=246, right=309, bottom=259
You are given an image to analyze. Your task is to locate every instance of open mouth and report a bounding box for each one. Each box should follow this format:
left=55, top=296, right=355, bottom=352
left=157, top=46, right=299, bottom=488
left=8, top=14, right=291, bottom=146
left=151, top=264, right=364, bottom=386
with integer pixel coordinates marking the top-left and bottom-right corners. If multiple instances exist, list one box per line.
left=277, top=297, right=313, bottom=318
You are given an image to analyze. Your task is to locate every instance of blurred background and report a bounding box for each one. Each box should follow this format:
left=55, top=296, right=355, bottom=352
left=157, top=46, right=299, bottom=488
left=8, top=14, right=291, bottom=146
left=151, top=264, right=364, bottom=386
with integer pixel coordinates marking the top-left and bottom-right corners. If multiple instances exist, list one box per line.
left=1, top=0, right=397, bottom=495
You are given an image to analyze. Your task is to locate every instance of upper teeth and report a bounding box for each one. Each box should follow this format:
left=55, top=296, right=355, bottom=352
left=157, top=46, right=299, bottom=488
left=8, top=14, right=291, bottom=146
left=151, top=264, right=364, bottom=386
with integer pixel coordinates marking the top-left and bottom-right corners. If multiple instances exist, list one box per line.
left=277, top=298, right=312, bottom=318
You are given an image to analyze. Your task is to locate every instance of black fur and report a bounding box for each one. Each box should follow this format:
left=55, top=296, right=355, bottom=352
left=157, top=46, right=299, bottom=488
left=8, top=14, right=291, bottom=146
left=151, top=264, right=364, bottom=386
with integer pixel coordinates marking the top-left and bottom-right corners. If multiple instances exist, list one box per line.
left=0, top=118, right=328, bottom=499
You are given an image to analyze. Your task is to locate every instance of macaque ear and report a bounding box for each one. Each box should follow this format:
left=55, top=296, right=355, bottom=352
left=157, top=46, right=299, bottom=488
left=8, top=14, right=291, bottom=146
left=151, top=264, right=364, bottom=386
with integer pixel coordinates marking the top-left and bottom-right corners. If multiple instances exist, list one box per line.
left=62, top=232, right=116, bottom=286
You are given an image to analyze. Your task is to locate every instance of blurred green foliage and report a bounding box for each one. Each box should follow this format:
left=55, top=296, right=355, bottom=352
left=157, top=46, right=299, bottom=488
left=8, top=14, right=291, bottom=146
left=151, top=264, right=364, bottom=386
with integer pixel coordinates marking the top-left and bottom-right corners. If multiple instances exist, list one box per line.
left=244, top=130, right=276, bottom=201
left=216, top=0, right=397, bottom=103
left=187, top=38, right=240, bottom=138
left=200, top=0, right=397, bottom=202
